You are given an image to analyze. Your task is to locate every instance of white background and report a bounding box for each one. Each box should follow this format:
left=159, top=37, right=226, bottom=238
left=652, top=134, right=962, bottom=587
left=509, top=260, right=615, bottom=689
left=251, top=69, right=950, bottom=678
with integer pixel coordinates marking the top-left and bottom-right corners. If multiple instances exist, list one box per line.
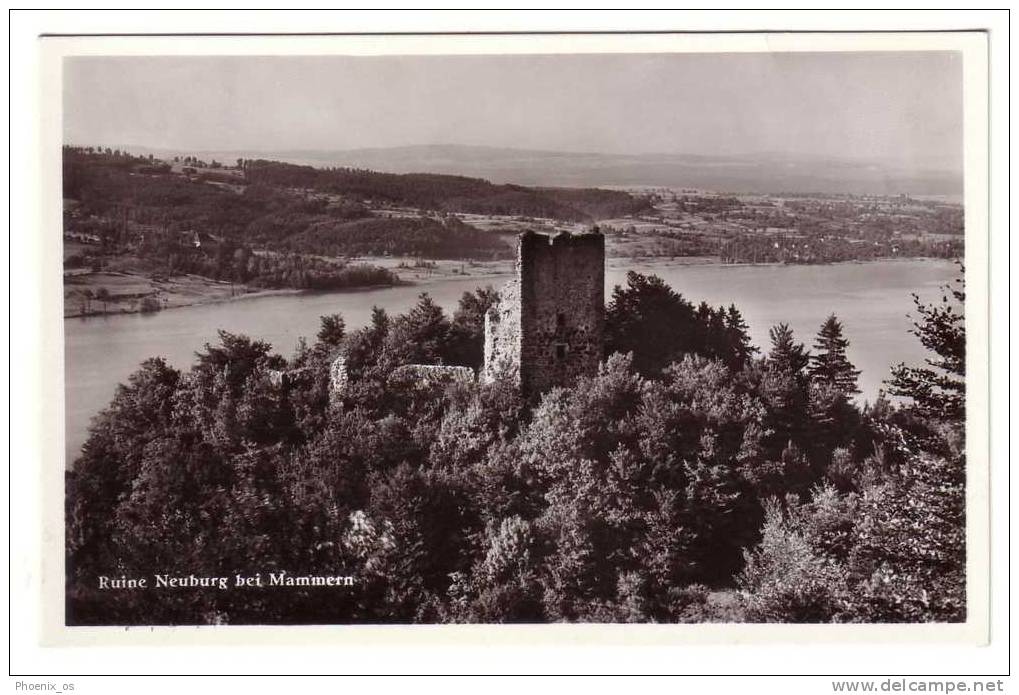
left=6, top=8, right=1012, bottom=689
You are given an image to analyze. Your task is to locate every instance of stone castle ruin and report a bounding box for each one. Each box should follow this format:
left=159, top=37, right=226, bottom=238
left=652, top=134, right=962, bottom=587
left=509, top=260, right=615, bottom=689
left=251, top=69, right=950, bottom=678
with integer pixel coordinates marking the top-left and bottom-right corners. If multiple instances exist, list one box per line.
left=330, top=229, right=605, bottom=399
left=483, top=230, right=605, bottom=396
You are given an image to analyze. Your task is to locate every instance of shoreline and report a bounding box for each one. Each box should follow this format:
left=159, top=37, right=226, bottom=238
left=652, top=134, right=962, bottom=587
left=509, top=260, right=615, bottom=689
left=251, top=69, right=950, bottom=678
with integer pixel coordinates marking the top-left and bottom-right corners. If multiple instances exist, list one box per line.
left=609, top=255, right=956, bottom=269
left=62, top=259, right=519, bottom=320
left=63, top=255, right=955, bottom=320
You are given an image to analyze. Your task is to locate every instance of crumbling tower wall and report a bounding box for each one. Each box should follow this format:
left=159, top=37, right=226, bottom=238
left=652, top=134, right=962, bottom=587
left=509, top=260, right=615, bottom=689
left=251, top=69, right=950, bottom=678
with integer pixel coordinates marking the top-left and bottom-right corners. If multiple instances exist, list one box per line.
left=483, top=230, right=605, bottom=396
left=482, top=274, right=523, bottom=385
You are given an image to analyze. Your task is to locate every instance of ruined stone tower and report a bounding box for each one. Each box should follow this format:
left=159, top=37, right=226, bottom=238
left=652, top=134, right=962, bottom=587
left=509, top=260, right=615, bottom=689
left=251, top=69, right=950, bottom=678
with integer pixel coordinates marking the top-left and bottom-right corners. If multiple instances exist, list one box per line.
left=483, top=230, right=605, bottom=396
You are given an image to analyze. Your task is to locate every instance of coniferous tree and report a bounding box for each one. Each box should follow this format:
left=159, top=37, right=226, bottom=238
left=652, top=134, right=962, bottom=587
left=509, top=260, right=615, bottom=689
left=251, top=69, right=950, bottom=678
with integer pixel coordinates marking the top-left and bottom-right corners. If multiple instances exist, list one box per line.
left=341, top=306, right=389, bottom=378
left=808, top=315, right=860, bottom=395
left=768, top=323, right=809, bottom=376
left=887, top=267, right=965, bottom=421
left=605, top=272, right=698, bottom=375
left=383, top=293, right=452, bottom=365
left=759, top=324, right=812, bottom=460
left=317, top=313, right=346, bottom=347
left=724, top=304, right=757, bottom=369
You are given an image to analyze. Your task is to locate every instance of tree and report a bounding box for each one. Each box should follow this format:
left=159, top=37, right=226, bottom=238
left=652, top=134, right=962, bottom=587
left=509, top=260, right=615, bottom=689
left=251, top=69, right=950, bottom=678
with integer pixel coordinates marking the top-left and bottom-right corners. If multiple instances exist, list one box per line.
left=446, top=287, right=500, bottom=370
left=79, top=288, right=94, bottom=314
left=342, top=306, right=390, bottom=379
left=808, top=315, right=860, bottom=395
left=457, top=515, right=543, bottom=622
left=738, top=495, right=851, bottom=623
left=317, top=313, right=346, bottom=347
left=67, top=358, right=183, bottom=623
left=193, top=330, right=281, bottom=394
left=724, top=304, right=758, bottom=369
left=887, top=267, right=965, bottom=421
left=382, top=293, right=452, bottom=366
left=606, top=272, right=753, bottom=375
left=846, top=448, right=965, bottom=622
left=754, top=324, right=814, bottom=466
left=94, top=287, right=111, bottom=313
left=768, top=323, right=809, bottom=376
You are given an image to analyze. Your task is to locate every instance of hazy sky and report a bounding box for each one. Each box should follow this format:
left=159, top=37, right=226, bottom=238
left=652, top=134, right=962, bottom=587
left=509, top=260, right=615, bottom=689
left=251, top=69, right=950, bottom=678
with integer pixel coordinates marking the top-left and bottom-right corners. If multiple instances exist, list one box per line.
left=64, top=51, right=963, bottom=171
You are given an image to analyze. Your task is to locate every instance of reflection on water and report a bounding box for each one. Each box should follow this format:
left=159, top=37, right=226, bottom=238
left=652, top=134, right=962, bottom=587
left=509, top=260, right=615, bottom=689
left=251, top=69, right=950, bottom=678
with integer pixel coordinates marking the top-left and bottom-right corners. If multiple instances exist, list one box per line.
left=64, top=259, right=958, bottom=465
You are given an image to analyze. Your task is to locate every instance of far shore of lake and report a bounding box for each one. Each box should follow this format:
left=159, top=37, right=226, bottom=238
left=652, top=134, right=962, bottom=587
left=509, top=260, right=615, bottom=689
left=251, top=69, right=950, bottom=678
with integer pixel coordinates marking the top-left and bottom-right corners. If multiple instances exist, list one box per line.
left=63, top=254, right=952, bottom=320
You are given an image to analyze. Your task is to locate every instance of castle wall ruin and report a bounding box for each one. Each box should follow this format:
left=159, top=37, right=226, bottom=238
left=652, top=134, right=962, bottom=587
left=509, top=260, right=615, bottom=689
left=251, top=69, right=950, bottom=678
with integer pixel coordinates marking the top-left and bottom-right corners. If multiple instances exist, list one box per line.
left=388, top=364, right=475, bottom=390
left=483, top=230, right=605, bottom=396
left=325, top=229, right=604, bottom=402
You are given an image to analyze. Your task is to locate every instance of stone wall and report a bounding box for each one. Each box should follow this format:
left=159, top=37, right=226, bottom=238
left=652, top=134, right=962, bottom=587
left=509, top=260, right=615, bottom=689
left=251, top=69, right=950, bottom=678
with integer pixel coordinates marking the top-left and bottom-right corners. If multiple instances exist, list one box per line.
left=482, top=277, right=522, bottom=384
left=268, top=367, right=314, bottom=390
left=388, top=364, right=475, bottom=390
left=330, top=356, right=474, bottom=402
left=329, top=355, right=349, bottom=393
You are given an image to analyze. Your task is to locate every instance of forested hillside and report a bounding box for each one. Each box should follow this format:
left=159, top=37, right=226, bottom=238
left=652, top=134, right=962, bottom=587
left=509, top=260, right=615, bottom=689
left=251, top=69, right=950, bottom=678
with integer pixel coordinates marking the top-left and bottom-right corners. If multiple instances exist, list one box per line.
left=66, top=268, right=966, bottom=625
left=63, top=147, right=513, bottom=265
left=241, top=159, right=652, bottom=221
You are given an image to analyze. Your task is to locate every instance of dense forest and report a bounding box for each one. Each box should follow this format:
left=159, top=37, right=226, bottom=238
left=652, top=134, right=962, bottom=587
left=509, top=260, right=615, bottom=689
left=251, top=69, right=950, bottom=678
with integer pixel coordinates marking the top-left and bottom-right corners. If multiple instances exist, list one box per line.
left=66, top=267, right=965, bottom=625
left=241, top=159, right=652, bottom=221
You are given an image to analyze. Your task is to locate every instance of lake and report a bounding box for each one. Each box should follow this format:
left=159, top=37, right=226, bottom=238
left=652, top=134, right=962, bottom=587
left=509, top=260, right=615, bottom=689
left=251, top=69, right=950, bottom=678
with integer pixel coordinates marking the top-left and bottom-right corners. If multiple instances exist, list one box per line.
left=64, top=259, right=959, bottom=464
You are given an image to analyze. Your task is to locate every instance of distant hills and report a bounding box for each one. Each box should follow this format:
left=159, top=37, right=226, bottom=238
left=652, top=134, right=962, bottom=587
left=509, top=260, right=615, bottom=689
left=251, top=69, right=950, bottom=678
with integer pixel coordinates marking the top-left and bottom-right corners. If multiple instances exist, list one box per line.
left=240, top=159, right=650, bottom=222
left=114, top=144, right=963, bottom=197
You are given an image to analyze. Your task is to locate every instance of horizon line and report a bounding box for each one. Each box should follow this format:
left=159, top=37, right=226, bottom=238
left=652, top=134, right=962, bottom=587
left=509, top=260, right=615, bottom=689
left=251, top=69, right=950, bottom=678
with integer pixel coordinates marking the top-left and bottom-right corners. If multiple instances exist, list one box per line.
left=62, top=141, right=964, bottom=174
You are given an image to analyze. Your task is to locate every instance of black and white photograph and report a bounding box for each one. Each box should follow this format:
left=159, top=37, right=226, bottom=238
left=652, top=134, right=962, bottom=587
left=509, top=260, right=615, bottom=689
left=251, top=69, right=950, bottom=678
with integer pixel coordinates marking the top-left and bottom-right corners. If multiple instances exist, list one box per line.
left=17, top=22, right=996, bottom=659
